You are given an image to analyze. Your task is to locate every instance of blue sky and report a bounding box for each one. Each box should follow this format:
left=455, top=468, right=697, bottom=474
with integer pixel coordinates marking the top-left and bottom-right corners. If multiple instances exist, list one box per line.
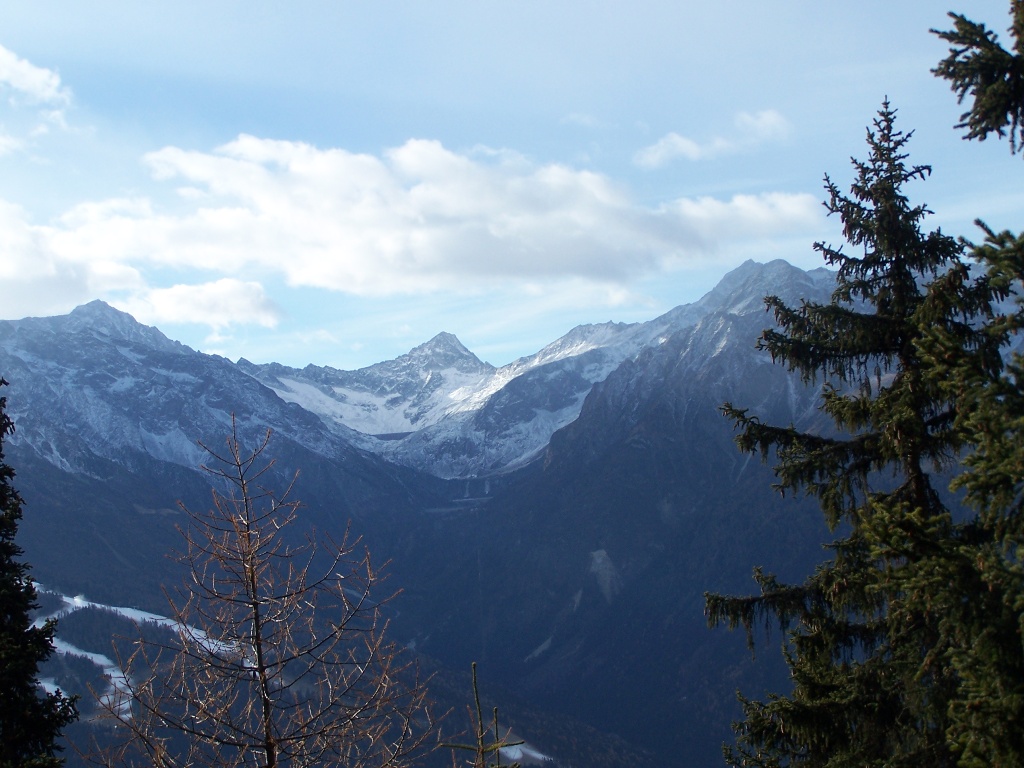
left=0, top=1, right=1016, bottom=368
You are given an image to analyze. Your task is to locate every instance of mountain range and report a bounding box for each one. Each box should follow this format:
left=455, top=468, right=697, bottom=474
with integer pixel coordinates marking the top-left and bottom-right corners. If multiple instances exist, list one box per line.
left=2, top=258, right=840, bottom=767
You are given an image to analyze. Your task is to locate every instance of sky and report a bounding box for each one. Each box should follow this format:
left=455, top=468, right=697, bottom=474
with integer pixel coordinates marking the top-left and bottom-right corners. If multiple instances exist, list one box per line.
left=0, top=1, right=1018, bottom=369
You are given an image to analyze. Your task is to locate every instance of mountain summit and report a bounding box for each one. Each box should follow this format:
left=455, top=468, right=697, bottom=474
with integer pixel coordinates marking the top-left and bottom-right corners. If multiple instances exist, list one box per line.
left=3, top=300, right=183, bottom=355
left=403, top=332, right=487, bottom=371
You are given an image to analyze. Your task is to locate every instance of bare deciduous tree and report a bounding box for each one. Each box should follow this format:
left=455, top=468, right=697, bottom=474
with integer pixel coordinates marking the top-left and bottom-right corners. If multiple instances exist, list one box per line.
left=90, top=420, right=434, bottom=768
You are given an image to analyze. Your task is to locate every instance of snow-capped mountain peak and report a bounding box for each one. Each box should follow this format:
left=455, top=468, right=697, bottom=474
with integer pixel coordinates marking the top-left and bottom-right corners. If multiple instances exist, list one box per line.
left=0, top=259, right=837, bottom=480
left=691, top=259, right=835, bottom=316
left=240, top=333, right=497, bottom=439
left=404, top=332, right=488, bottom=371
left=8, top=300, right=186, bottom=355
left=234, top=259, right=839, bottom=477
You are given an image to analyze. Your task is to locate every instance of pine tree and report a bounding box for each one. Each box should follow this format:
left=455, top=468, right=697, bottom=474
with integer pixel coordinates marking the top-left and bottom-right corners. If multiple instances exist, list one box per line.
left=932, top=0, right=1024, bottom=154
left=929, top=5, right=1024, bottom=762
left=705, top=103, right=987, bottom=767
left=920, top=227, right=1024, bottom=767
left=0, top=379, right=78, bottom=767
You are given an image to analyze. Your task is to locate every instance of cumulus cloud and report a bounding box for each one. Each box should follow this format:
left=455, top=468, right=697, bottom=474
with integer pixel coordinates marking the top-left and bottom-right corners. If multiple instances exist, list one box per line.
left=0, top=134, right=823, bottom=332
left=664, top=192, right=820, bottom=244
left=635, top=109, right=791, bottom=168
left=48, top=135, right=817, bottom=288
left=0, top=198, right=142, bottom=318
left=0, top=45, right=70, bottom=105
left=635, top=133, right=729, bottom=166
left=116, top=279, right=283, bottom=330
left=0, top=45, right=73, bottom=154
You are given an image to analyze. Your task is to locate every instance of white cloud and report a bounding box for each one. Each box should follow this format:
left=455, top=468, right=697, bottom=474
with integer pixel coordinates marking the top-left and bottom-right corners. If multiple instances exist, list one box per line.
left=0, top=200, right=101, bottom=317
left=0, top=45, right=73, bottom=154
left=635, top=109, right=791, bottom=168
left=139, top=136, right=815, bottom=285
left=0, top=133, right=24, bottom=156
left=0, top=134, right=823, bottom=334
left=635, top=132, right=730, bottom=166
left=665, top=192, right=820, bottom=245
left=0, top=45, right=70, bottom=105
left=735, top=109, right=790, bottom=142
left=115, top=279, right=282, bottom=330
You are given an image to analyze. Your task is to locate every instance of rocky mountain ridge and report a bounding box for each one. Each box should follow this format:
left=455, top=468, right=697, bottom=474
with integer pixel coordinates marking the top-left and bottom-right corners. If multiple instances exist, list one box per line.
left=241, top=258, right=837, bottom=477
left=1, top=258, right=835, bottom=484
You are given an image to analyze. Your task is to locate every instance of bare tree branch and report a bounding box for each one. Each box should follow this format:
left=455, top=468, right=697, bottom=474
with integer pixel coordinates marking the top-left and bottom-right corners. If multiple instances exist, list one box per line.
left=85, top=416, right=435, bottom=768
